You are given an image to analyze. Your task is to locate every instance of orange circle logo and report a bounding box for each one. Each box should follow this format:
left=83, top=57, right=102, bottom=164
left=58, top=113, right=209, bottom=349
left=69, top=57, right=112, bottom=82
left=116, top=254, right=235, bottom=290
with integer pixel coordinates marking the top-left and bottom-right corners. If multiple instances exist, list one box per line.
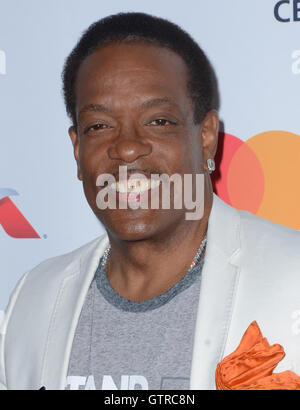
left=212, top=131, right=300, bottom=230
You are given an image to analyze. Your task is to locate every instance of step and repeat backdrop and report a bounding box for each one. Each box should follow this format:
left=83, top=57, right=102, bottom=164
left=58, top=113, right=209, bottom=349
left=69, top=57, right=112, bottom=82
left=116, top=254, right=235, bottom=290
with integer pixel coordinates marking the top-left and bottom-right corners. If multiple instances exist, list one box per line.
left=0, top=0, right=299, bottom=322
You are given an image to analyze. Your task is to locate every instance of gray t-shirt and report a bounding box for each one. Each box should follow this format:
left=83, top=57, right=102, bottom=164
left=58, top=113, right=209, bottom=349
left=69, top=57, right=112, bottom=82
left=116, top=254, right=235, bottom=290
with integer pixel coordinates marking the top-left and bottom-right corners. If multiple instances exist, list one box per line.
left=66, top=256, right=204, bottom=390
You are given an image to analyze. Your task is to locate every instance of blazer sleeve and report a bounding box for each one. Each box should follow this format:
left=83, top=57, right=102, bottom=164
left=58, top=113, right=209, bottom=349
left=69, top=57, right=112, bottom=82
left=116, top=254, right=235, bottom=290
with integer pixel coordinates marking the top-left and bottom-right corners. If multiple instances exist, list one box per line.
left=0, top=271, right=30, bottom=390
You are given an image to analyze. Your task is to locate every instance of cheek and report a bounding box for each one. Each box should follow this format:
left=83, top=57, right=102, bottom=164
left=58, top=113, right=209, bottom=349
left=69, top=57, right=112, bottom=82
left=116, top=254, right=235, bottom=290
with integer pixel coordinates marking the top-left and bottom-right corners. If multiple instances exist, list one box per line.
left=184, top=134, right=204, bottom=173
left=79, top=140, right=108, bottom=180
left=160, top=138, right=201, bottom=175
left=191, top=146, right=204, bottom=173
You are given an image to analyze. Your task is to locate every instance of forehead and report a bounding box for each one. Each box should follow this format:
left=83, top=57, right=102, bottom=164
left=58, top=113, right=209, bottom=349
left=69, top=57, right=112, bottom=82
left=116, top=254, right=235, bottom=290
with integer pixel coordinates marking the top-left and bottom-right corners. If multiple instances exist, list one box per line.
left=74, top=42, right=192, bottom=112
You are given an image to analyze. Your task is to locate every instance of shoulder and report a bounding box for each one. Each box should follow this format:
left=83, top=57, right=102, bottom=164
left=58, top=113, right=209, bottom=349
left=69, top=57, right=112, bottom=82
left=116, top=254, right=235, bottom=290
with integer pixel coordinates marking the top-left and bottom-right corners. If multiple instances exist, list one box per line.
left=211, top=194, right=300, bottom=260
left=24, top=233, right=107, bottom=283
left=233, top=208, right=300, bottom=293
left=4, top=233, right=108, bottom=321
left=1, top=233, right=108, bottom=336
left=237, top=208, right=300, bottom=261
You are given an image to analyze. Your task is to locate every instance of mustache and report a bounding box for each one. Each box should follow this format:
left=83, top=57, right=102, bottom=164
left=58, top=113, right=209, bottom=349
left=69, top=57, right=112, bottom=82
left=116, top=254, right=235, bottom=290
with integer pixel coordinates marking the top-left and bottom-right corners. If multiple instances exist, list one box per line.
left=111, top=167, right=163, bottom=181
left=96, top=166, right=165, bottom=190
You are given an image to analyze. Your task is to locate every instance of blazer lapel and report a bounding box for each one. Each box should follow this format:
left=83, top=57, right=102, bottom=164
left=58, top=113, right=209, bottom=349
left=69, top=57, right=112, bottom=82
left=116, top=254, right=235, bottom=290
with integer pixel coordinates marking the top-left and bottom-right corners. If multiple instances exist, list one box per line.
left=40, top=195, right=241, bottom=390
left=41, top=234, right=109, bottom=390
left=190, top=194, right=242, bottom=390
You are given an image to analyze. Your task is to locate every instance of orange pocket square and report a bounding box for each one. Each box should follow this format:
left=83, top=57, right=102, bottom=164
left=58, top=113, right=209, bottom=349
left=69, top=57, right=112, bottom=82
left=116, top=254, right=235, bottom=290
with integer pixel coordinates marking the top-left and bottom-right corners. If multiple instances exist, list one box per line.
left=216, top=321, right=300, bottom=390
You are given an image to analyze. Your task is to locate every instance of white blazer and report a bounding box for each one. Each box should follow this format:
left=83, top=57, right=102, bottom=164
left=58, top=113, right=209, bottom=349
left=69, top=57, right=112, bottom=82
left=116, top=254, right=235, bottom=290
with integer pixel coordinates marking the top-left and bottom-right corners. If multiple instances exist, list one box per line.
left=1, top=194, right=300, bottom=390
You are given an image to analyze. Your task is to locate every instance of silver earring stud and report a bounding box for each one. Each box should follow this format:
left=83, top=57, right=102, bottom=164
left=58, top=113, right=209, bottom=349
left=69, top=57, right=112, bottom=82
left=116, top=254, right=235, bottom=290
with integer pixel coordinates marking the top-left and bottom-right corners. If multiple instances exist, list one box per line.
left=207, top=159, right=215, bottom=174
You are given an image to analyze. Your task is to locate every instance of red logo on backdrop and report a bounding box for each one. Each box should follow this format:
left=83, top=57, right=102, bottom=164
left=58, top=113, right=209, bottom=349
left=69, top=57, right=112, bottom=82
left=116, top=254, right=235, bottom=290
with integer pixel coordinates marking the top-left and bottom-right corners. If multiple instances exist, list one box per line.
left=0, top=188, right=40, bottom=238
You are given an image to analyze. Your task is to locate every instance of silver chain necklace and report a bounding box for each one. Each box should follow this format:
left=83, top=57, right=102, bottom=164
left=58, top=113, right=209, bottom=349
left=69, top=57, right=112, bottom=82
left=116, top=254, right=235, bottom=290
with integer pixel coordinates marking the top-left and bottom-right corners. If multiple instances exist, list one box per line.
left=101, top=236, right=207, bottom=272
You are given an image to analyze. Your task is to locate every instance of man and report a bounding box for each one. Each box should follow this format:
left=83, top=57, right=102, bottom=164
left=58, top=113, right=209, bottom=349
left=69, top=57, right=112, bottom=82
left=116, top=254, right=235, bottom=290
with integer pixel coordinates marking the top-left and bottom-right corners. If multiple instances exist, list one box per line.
left=1, top=12, right=300, bottom=391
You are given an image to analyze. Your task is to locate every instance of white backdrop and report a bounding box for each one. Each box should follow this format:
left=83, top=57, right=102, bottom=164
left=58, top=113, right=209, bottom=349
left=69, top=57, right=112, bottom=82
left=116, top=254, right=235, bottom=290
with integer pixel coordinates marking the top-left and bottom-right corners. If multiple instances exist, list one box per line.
left=1, top=0, right=299, bottom=321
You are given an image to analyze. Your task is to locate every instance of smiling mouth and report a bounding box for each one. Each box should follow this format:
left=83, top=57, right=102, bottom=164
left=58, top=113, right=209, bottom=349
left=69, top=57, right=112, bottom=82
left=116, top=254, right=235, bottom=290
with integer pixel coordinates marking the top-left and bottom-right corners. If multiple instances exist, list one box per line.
left=110, top=178, right=161, bottom=194
left=107, top=176, right=162, bottom=207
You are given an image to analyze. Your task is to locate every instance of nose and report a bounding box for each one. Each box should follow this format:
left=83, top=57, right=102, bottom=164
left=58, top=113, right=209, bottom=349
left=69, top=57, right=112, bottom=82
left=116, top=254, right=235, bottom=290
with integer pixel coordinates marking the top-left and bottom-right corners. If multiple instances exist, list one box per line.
left=107, top=129, right=152, bottom=163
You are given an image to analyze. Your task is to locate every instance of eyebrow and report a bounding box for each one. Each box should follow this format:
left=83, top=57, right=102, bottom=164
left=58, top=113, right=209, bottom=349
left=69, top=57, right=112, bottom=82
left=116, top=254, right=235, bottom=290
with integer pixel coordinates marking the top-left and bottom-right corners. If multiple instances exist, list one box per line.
left=78, top=97, right=177, bottom=118
left=140, top=97, right=175, bottom=109
left=79, top=103, right=109, bottom=118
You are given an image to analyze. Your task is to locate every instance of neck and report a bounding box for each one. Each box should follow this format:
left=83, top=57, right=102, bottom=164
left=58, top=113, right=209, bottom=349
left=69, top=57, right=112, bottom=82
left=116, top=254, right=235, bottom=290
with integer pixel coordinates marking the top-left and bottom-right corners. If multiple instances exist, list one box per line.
left=105, top=184, right=213, bottom=302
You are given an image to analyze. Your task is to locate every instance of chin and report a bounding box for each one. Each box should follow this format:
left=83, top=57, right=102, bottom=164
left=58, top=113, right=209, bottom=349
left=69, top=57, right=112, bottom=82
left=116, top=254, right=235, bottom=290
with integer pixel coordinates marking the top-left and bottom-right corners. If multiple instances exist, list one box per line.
left=109, top=220, right=158, bottom=242
left=96, top=208, right=160, bottom=241
left=94, top=205, right=183, bottom=242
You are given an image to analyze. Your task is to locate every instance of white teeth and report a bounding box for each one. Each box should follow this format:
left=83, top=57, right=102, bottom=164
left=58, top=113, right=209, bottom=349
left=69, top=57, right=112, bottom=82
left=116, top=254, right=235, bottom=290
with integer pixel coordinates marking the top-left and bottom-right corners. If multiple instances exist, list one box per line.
left=150, top=180, right=160, bottom=189
left=110, top=179, right=160, bottom=193
left=110, top=182, right=117, bottom=191
left=118, top=182, right=127, bottom=193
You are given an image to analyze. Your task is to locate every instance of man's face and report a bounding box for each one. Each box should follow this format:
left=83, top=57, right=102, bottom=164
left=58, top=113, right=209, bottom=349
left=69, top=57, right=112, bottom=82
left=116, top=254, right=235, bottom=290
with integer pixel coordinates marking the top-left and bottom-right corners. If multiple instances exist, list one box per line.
left=69, top=41, right=217, bottom=241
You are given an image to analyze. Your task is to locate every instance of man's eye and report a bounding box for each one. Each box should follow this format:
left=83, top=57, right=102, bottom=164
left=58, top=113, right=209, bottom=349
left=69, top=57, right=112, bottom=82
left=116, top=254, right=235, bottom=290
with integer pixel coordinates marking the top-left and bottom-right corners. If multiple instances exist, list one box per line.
left=84, top=123, right=108, bottom=134
left=148, top=119, right=176, bottom=126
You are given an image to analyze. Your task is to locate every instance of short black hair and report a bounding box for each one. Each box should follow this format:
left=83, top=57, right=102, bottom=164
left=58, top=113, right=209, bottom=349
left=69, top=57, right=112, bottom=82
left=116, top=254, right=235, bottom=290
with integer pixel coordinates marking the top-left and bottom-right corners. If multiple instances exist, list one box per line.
left=61, top=12, right=218, bottom=127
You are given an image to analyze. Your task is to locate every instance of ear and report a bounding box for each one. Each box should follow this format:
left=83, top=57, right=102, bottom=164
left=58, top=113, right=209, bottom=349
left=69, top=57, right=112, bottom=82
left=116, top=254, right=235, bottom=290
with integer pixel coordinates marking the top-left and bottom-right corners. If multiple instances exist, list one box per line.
left=201, top=110, right=219, bottom=172
left=68, top=125, right=83, bottom=181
